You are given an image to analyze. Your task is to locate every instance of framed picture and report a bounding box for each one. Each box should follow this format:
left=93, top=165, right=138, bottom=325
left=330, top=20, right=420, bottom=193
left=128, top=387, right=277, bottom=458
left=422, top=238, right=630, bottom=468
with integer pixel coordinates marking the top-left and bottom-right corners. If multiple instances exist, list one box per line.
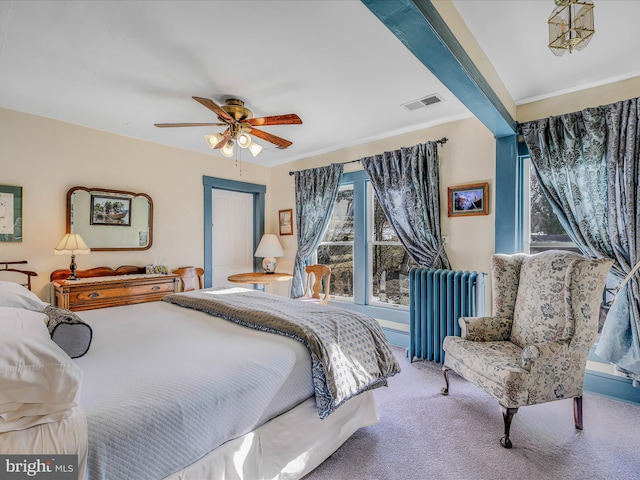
left=0, top=185, right=22, bottom=242
left=447, top=182, right=489, bottom=217
left=279, top=209, right=293, bottom=236
left=90, top=194, right=132, bottom=226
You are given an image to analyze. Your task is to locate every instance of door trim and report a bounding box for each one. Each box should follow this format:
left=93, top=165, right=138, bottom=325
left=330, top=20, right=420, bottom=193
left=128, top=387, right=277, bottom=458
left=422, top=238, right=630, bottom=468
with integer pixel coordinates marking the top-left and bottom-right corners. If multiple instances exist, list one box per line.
left=203, top=176, right=266, bottom=288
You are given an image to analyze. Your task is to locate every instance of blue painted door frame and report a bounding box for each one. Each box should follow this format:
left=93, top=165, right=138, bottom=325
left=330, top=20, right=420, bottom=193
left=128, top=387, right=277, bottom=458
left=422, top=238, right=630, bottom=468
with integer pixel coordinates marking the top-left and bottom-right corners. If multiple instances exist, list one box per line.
left=202, top=176, right=266, bottom=288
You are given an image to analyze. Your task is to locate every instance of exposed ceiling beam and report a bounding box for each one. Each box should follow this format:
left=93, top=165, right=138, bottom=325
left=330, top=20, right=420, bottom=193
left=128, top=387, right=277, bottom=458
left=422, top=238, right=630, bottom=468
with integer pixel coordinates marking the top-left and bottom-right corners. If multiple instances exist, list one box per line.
left=361, top=0, right=517, bottom=138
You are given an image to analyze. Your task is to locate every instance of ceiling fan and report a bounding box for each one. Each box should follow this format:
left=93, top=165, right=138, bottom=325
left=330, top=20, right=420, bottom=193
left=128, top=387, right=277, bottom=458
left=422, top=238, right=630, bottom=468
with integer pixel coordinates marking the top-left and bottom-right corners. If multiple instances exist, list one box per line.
left=155, top=97, right=302, bottom=158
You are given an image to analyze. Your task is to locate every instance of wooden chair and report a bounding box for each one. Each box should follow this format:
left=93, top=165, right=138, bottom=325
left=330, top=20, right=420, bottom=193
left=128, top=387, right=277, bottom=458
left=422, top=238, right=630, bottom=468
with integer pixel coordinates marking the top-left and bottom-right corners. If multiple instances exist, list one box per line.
left=299, top=264, right=331, bottom=305
left=1, top=260, right=37, bottom=290
left=172, top=266, right=204, bottom=292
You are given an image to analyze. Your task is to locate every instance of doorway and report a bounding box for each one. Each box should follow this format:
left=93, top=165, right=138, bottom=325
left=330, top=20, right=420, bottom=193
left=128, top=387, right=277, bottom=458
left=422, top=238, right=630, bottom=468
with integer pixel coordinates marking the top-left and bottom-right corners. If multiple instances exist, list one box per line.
left=203, top=176, right=265, bottom=288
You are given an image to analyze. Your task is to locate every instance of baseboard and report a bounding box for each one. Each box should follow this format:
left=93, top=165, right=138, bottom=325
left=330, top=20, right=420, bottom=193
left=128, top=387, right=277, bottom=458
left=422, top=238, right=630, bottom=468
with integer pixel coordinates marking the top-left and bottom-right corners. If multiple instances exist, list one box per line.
left=584, top=370, right=640, bottom=405
left=381, top=326, right=409, bottom=349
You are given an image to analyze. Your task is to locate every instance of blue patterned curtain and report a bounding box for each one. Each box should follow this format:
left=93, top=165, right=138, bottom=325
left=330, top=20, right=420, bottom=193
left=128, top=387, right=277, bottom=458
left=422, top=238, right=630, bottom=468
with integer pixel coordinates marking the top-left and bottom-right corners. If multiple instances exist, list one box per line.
left=522, top=101, right=640, bottom=384
left=521, top=109, right=612, bottom=257
left=597, top=99, right=640, bottom=385
left=361, top=141, right=450, bottom=269
left=290, top=163, right=344, bottom=298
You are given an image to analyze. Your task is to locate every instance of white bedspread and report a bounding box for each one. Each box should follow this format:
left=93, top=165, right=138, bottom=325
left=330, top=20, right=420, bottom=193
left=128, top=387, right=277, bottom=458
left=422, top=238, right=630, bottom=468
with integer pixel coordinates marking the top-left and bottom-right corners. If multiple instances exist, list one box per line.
left=74, top=301, right=314, bottom=480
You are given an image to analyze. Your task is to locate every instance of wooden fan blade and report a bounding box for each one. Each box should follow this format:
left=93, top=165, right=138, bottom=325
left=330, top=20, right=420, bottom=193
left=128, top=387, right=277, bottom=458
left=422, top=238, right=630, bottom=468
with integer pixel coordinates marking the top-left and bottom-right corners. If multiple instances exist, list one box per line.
left=246, top=127, right=293, bottom=149
left=155, top=122, right=227, bottom=128
left=214, top=129, right=231, bottom=149
left=244, top=114, right=302, bottom=126
left=192, top=96, right=236, bottom=123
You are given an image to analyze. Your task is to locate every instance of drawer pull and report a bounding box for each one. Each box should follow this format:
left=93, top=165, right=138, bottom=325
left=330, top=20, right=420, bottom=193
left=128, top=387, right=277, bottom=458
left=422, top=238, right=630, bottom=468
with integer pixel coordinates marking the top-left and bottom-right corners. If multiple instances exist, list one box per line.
left=151, top=286, right=161, bottom=291
left=88, top=292, right=100, bottom=298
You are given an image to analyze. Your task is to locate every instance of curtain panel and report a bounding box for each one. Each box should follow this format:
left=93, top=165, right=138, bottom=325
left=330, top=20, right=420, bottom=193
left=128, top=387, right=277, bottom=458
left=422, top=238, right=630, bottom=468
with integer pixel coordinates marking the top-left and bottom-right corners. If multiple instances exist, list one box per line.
left=290, top=163, right=343, bottom=299
left=361, top=141, right=450, bottom=269
left=597, top=99, right=640, bottom=385
left=521, top=98, right=640, bottom=384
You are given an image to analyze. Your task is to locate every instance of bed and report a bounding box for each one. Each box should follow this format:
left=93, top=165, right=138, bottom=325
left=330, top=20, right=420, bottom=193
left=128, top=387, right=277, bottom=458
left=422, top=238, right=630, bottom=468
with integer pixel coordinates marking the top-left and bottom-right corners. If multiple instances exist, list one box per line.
left=0, top=266, right=400, bottom=480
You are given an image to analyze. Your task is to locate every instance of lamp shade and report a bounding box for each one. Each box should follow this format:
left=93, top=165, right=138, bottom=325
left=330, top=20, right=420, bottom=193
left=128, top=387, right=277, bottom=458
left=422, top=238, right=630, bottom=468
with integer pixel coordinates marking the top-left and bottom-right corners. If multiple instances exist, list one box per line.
left=248, top=142, right=263, bottom=157
left=204, top=133, right=225, bottom=149
left=236, top=132, right=252, bottom=149
left=254, top=234, right=284, bottom=258
left=221, top=140, right=234, bottom=157
left=54, top=233, right=91, bottom=255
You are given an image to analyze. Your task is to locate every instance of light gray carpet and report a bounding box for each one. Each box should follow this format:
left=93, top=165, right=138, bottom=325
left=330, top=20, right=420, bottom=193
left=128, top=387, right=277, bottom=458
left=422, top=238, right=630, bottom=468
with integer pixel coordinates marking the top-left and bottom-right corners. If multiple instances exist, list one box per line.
left=304, top=346, right=640, bottom=480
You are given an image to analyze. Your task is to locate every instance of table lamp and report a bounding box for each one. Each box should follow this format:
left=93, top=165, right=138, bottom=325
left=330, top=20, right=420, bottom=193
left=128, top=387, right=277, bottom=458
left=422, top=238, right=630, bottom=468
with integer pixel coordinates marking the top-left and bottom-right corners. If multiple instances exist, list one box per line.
left=254, top=234, right=284, bottom=274
left=54, top=233, right=91, bottom=280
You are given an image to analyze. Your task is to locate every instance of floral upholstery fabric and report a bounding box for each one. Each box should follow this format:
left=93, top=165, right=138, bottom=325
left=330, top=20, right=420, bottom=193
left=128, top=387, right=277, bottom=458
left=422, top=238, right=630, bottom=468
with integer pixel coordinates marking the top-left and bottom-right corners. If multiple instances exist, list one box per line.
left=511, top=251, right=585, bottom=348
left=443, top=251, right=612, bottom=408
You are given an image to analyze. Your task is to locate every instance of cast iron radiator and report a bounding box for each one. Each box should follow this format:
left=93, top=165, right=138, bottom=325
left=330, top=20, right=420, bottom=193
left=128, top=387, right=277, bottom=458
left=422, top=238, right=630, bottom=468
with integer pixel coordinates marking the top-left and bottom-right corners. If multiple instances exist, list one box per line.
left=408, top=268, right=487, bottom=363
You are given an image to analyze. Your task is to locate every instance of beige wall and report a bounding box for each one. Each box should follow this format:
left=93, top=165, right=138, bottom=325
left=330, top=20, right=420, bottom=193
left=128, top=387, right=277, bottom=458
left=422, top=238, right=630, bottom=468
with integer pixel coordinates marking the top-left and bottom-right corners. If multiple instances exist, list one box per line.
left=0, top=107, right=271, bottom=300
left=517, top=76, right=640, bottom=122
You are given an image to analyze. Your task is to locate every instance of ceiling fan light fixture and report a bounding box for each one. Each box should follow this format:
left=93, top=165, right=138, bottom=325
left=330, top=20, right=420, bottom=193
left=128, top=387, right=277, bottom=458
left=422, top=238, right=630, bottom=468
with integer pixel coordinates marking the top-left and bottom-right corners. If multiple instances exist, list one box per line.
left=548, top=0, right=594, bottom=56
left=204, top=133, right=225, bottom=149
left=248, top=142, right=263, bottom=157
left=236, top=132, right=252, bottom=149
left=221, top=141, right=234, bottom=157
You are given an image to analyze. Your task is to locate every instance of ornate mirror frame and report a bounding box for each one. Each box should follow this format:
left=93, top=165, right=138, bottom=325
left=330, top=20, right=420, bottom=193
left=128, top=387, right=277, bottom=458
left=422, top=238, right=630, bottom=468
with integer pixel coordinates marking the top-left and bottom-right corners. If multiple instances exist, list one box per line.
left=66, top=186, right=153, bottom=251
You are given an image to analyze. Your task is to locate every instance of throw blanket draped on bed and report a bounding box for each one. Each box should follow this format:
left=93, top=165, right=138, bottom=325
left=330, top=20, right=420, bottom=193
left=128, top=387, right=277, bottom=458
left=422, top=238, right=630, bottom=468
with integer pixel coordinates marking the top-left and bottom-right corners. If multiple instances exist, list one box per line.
left=163, top=288, right=400, bottom=418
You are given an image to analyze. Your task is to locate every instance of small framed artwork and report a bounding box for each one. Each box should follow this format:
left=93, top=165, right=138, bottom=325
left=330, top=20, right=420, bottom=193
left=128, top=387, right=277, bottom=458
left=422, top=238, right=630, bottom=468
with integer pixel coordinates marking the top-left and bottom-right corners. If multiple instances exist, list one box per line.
left=90, top=194, right=132, bottom=226
left=279, top=209, right=293, bottom=236
left=448, top=182, right=489, bottom=217
left=0, top=185, right=22, bottom=242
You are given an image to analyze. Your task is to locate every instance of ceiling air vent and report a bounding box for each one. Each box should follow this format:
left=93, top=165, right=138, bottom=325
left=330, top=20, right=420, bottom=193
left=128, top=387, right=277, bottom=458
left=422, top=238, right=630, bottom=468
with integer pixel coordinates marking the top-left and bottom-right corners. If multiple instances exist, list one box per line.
left=402, top=94, right=444, bottom=111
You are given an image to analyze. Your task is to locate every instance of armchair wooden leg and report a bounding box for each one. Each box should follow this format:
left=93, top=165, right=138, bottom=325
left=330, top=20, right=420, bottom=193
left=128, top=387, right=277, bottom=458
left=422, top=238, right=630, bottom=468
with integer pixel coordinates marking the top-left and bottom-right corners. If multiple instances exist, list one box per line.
left=574, top=396, right=584, bottom=430
left=441, top=366, right=450, bottom=396
left=500, top=406, right=518, bottom=449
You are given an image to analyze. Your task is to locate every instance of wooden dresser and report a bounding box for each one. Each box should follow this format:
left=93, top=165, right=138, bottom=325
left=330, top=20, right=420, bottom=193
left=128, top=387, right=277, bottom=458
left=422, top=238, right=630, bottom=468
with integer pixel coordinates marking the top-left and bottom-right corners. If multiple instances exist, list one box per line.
left=51, top=266, right=179, bottom=311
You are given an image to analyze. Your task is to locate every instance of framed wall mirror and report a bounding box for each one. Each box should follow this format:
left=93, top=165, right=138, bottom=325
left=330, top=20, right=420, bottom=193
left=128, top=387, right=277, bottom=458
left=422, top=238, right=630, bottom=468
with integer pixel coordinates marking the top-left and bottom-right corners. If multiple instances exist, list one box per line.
left=66, top=186, right=153, bottom=251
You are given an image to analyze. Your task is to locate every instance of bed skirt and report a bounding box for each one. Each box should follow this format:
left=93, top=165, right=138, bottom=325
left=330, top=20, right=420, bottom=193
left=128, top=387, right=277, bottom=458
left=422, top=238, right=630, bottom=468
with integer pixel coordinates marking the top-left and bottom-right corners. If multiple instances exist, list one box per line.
left=163, top=390, right=379, bottom=480
left=0, top=405, right=88, bottom=480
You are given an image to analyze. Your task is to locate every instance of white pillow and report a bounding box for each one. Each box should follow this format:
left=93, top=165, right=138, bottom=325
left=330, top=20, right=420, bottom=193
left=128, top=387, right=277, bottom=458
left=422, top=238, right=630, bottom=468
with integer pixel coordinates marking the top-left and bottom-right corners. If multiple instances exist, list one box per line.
left=0, top=307, right=83, bottom=433
left=0, top=281, right=49, bottom=311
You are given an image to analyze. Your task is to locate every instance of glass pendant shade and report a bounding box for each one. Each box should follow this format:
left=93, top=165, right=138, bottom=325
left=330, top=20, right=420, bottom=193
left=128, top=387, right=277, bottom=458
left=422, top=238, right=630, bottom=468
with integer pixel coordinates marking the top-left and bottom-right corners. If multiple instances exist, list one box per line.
left=236, top=132, right=252, bottom=148
left=548, top=0, right=594, bottom=56
left=204, top=133, right=225, bottom=149
left=221, top=140, right=234, bottom=157
left=248, top=142, right=263, bottom=157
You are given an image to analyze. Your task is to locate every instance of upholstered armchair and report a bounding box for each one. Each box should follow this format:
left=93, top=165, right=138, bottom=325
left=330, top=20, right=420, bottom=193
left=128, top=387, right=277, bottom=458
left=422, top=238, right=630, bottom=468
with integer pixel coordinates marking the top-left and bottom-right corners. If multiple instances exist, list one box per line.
left=441, top=250, right=612, bottom=448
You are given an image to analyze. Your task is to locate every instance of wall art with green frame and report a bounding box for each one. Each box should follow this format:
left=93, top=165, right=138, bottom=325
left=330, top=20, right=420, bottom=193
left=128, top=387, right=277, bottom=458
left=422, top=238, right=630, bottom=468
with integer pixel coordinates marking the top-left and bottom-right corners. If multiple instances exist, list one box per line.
left=0, top=185, right=22, bottom=242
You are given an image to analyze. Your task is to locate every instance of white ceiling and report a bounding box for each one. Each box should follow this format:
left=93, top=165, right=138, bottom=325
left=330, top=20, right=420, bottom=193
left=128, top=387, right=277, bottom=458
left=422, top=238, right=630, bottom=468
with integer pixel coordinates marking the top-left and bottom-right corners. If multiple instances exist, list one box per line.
left=1, top=0, right=638, bottom=167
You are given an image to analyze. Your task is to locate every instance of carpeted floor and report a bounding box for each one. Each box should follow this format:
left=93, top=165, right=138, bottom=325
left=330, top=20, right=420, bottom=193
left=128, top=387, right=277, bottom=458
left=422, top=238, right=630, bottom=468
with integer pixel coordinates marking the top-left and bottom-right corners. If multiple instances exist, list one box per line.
left=304, top=346, right=640, bottom=480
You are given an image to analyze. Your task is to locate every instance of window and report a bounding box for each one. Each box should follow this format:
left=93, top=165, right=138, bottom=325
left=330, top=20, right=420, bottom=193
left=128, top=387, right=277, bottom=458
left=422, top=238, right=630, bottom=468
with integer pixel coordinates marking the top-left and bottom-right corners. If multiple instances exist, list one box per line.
left=316, top=173, right=414, bottom=308
left=522, top=157, right=581, bottom=255
left=369, top=188, right=416, bottom=306
left=317, top=185, right=354, bottom=299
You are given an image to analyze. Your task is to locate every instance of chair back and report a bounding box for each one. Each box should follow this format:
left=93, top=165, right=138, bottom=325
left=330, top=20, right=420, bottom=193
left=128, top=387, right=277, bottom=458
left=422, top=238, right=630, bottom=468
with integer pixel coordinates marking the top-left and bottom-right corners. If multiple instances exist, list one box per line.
left=303, top=264, right=331, bottom=305
left=172, top=266, right=204, bottom=292
left=509, top=250, right=610, bottom=348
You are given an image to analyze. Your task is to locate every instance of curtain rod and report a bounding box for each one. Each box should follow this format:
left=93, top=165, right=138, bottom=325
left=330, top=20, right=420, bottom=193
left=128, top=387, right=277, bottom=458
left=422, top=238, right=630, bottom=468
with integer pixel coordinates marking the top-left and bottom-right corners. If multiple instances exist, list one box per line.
left=288, top=137, right=448, bottom=176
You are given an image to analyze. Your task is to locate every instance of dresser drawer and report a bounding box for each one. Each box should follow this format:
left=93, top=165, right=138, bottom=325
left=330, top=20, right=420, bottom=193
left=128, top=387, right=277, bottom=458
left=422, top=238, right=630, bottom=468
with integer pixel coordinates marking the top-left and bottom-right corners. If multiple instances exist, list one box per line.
left=54, top=275, right=179, bottom=311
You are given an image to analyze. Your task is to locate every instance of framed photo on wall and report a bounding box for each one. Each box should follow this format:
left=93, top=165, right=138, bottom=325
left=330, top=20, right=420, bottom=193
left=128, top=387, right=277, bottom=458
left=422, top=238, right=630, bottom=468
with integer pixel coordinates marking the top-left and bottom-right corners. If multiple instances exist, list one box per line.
left=279, top=209, right=293, bottom=236
left=0, top=185, right=22, bottom=242
left=90, top=194, right=132, bottom=226
left=447, top=182, right=489, bottom=217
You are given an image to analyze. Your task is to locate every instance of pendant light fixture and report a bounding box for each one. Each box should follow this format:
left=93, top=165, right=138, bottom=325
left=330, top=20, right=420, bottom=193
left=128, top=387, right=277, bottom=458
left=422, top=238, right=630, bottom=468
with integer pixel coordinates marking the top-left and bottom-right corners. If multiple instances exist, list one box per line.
left=548, top=0, right=595, bottom=56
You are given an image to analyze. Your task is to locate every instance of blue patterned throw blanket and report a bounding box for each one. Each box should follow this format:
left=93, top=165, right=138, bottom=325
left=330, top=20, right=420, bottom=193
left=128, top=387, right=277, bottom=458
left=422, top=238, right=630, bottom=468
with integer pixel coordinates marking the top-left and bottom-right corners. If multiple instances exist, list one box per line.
left=163, top=288, right=400, bottom=418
